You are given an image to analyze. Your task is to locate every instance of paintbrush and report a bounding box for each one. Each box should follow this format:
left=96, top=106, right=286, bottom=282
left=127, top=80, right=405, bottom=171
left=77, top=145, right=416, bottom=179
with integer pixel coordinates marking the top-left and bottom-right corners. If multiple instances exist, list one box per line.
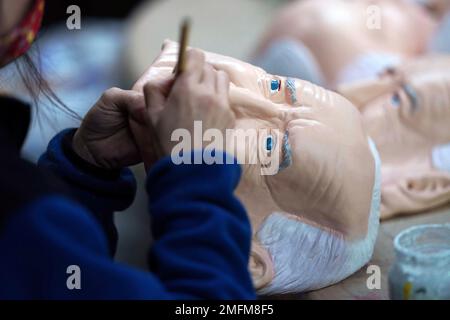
left=142, top=18, right=191, bottom=165
left=174, top=18, right=191, bottom=77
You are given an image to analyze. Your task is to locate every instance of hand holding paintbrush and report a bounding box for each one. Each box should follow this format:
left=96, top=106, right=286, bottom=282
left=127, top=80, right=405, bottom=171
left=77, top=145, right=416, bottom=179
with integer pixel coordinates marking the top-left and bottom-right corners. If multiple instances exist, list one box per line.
left=135, top=19, right=233, bottom=169
left=135, top=18, right=192, bottom=168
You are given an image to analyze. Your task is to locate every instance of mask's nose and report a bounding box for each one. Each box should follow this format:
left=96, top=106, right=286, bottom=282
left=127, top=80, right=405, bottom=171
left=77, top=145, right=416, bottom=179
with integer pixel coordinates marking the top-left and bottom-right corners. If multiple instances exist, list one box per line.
left=338, top=77, right=399, bottom=110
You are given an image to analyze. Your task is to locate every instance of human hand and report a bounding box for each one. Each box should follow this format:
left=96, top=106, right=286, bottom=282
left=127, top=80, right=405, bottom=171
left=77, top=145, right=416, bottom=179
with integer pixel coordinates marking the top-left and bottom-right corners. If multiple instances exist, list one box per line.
left=134, top=48, right=234, bottom=167
left=72, top=88, right=146, bottom=169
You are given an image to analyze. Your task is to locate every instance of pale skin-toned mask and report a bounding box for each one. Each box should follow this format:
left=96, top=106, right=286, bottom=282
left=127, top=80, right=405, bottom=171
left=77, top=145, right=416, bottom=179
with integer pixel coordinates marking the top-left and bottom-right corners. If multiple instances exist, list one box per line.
left=133, top=40, right=378, bottom=291
left=256, top=0, right=437, bottom=87
left=339, top=56, right=450, bottom=219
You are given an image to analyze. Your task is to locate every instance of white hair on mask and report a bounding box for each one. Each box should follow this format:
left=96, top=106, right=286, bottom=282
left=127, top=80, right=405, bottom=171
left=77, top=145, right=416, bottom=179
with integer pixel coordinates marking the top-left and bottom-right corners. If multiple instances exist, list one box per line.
left=432, top=143, right=450, bottom=173
left=256, top=138, right=381, bottom=294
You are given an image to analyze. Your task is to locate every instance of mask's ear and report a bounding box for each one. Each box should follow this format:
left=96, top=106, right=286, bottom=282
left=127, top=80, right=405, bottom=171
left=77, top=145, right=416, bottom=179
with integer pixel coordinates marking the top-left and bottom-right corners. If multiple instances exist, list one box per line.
left=381, top=170, right=450, bottom=220
left=337, top=78, right=397, bottom=110
left=249, top=239, right=274, bottom=291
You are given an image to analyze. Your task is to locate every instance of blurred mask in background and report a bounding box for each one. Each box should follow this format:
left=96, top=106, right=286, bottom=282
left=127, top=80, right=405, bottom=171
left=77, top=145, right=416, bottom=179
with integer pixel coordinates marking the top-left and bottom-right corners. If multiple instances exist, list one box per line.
left=253, top=0, right=440, bottom=87
left=339, top=56, right=450, bottom=219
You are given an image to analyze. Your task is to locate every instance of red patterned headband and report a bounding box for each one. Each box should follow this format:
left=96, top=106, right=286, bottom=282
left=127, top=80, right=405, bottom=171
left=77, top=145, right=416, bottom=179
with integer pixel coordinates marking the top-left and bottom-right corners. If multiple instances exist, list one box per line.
left=0, top=0, right=45, bottom=65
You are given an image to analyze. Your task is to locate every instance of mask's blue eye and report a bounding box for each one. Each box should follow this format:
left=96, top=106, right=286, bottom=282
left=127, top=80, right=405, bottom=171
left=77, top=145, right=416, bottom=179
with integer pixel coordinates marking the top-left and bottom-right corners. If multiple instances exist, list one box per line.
left=266, top=135, right=274, bottom=151
left=270, top=79, right=281, bottom=94
left=391, top=93, right=400, bottom=108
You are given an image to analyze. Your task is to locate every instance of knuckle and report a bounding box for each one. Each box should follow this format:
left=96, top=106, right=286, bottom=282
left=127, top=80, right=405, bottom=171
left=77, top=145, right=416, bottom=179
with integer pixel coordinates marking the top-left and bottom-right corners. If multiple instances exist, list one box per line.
left=182, top=76, right=194, bottom=89
left=187, top=48, right=205, bottom=63
left=219, top=101, right=230, bottom=110
left=143, top=83, right=153, bottom=96
left=143, top=82, right=158, bottom=96
left=178, top=79, right=193, bottom=94
left=108, top=86, right=121, bottom=93
left=176, top=73, right=190, bottom=85
left=214, top=97, right=227, bottom=109
left=185, top=49, right=195, bottom=60
left=203, top=64, right=212, bottom=75
left=101, top=87, right=121, bottom=101
left=218, top=70, right=229, bottom=81
left=194, top=49, right=206, bottom=60
left=197, top=93, right=215, bottom=107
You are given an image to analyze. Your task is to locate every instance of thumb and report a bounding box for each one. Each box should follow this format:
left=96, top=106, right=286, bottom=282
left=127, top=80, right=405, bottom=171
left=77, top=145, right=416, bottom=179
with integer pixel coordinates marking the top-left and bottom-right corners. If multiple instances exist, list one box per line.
left=102, top=88, right=147, bottom=124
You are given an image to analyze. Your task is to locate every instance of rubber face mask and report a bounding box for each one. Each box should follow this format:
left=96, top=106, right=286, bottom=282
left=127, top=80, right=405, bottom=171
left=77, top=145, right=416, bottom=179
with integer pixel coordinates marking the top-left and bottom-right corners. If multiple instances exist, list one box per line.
left=133, top=40, right=380, bottom=294
left=339, top=56, right=450, bottom=220
left=254, top=0, right=436, bottom=87
left=0, top=0, right=45, bottom=67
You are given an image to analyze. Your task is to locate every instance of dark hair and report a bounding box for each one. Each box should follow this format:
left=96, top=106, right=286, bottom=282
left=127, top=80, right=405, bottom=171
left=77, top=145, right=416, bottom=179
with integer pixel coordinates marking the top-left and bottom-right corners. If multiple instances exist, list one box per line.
left=14, top=48, right=81, bottom=122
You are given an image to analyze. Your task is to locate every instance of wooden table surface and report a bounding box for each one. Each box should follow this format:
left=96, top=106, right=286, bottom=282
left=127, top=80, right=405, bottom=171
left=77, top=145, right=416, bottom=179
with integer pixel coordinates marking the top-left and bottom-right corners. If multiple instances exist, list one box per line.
left=267, top=206, right=450, bottom=300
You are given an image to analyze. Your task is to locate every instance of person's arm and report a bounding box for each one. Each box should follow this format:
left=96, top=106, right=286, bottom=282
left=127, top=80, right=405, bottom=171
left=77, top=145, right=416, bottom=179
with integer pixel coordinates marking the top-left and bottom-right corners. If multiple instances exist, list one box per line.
left=0, top=194, right=165, bottom=299
left=37, top=128, right=136, bottom=255
left=147, top=151, right=255, bottom=299
left=36, top=87, right=148, bottom=255
left=0, top=151, right=254, bottom=299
